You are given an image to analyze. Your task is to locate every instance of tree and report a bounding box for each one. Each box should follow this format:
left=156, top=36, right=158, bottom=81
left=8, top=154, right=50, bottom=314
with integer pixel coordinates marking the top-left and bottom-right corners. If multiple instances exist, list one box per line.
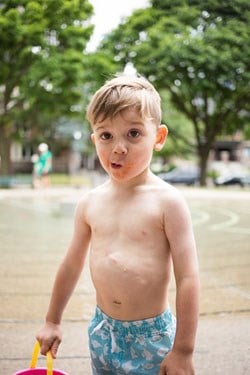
left=0, top=0, right=93, bottom=175
left=99, top=0, right=250, bottom=185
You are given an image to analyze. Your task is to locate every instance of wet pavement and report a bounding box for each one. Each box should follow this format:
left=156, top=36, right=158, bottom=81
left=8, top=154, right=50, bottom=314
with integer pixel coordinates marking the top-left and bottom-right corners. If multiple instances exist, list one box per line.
left=0, top=186, right=249, bottom=374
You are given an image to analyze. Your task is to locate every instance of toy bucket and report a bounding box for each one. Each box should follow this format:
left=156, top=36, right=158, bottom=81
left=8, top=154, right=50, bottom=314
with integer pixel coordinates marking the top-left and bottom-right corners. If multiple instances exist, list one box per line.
left=12, top=341, right=69, bottom=375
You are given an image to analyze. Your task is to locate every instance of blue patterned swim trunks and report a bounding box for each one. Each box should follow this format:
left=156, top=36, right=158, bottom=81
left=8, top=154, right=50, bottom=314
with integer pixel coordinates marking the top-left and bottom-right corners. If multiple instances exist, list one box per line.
left=88, top=306, right=176, bottom=374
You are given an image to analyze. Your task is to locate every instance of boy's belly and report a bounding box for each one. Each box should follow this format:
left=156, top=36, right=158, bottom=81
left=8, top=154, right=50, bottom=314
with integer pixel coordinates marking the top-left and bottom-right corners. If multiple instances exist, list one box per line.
left=89, top=249, right=170, bottom=320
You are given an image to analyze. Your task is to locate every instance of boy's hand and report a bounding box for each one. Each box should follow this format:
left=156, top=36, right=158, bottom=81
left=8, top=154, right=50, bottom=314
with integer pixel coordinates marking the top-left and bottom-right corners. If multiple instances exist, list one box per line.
left=36, top=321, right=62, bottom=359
left=159, top=350, right=195, bottom=374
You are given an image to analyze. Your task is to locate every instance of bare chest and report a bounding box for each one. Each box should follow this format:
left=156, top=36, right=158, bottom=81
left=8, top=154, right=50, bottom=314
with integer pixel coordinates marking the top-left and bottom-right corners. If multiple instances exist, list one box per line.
left=90, top=199, right=163, bottom=241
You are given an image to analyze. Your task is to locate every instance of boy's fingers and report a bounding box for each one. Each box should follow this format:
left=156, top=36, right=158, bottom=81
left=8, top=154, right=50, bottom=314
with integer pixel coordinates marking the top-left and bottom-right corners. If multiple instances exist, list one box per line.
left=39, top=342, right=50, bottom=356
left=50, top=339, right=61, bottom=359
left=36, top=336, right=59, bottom=357
left=159, top=364, right=167, bottom=375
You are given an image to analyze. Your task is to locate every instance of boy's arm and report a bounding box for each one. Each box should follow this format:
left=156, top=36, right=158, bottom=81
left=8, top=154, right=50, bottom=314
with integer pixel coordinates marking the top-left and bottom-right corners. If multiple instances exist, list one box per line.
left=36, top=198, right=91, bottom=357
left=160, top=192, right=200, bottom=374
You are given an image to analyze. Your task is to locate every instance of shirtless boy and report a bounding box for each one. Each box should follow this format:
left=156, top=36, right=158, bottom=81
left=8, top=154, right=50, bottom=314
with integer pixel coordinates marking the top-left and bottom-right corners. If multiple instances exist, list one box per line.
left=37, top=75, right=200, bottom=374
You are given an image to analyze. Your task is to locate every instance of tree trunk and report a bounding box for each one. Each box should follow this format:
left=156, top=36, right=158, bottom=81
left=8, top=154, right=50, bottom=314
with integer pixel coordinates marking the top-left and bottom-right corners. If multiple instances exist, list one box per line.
left=0, top=126, right=12, bottom=175
left=199, top=154, right=208, bottom=186
left=198, top=144, right=211, bottom=186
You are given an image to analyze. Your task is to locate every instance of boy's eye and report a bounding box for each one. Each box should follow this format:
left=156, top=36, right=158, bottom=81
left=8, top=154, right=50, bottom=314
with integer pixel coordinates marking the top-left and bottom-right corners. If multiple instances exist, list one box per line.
left=100, top=132, right=112, bottom=140
left=128, top=130, right=140, bottom=138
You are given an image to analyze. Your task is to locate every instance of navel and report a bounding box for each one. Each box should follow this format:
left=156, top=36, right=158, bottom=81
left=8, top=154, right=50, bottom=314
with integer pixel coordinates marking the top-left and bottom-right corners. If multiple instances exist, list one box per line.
left=113, top=300, right=122, bottom=305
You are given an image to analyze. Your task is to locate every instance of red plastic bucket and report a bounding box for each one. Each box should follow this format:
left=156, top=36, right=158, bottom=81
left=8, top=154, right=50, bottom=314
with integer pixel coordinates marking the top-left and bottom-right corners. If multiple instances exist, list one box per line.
left=12, top=341, right=69, bottom=375
left=14, top=369, right=68, bottom=375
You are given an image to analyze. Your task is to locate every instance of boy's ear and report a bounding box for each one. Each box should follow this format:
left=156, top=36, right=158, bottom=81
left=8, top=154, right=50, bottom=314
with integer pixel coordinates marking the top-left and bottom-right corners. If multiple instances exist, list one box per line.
left=90, top=133, right=95, bottom=144
left=154, top=125, right=168, bottom=151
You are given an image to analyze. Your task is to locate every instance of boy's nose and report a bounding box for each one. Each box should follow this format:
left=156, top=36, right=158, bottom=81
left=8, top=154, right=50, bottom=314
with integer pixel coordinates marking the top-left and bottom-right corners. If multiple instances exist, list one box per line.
left=112, top=141, right=127, bottom=154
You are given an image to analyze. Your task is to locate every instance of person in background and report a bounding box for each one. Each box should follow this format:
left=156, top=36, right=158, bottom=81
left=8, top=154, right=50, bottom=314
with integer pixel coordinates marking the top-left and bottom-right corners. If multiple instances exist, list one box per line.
left=32, top=143, right=52, bottom=188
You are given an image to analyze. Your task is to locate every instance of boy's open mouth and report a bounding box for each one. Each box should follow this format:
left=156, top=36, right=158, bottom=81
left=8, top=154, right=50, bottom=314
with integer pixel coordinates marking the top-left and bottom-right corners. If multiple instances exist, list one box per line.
left=111, top=162, right=122, bottom=169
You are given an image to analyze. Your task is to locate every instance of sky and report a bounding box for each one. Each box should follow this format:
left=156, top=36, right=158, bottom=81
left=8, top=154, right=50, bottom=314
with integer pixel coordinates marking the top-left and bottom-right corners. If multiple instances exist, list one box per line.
left=87, top=0, right=149, bottom=51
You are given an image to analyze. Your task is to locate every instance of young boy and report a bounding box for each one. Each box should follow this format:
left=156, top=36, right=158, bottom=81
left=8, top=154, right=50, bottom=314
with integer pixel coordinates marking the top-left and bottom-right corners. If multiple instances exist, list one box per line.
left=37, top=75, right=200, bottom=374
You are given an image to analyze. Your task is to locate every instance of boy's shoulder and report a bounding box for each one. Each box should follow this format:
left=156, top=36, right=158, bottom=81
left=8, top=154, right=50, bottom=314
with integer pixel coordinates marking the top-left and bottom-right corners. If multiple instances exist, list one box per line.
left=77, top=180, right=110, bottom=204
left=152, top=174, right=185, bottom=197
left=152, top=175, right=189, bottom=211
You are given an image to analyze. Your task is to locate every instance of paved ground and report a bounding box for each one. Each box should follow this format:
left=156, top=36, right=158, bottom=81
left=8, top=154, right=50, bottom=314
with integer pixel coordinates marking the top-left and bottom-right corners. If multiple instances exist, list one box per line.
left=0, top=185, right=249, bottom=374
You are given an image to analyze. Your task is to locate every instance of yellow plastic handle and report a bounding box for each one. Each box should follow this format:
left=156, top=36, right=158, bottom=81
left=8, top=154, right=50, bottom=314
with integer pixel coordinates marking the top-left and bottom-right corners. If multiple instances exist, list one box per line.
left=30, top=340, right=53, bottom=375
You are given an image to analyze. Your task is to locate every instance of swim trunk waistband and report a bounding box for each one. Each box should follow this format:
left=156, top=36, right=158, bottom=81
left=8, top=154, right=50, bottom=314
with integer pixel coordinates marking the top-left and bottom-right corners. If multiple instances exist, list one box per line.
left=94, top=306, right=174, bottom=337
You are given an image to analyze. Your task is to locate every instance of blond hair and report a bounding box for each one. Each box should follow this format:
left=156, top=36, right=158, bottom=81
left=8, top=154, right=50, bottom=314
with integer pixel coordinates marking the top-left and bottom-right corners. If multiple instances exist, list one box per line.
left=86, top=75, right=162, bottom=126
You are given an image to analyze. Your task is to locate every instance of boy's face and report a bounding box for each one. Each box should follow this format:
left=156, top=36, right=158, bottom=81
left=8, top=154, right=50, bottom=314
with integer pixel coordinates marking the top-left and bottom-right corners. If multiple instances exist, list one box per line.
left=91, top=108, right=167, bottom=183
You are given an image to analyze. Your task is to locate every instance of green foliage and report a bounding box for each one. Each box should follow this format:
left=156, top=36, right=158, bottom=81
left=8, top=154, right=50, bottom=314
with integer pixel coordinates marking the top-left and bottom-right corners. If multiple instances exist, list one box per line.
left=158, top=90, right=196, bottom=159
left=0, top=0, right=94, bottom=174
left=99, top=0, right=250, bottom=184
